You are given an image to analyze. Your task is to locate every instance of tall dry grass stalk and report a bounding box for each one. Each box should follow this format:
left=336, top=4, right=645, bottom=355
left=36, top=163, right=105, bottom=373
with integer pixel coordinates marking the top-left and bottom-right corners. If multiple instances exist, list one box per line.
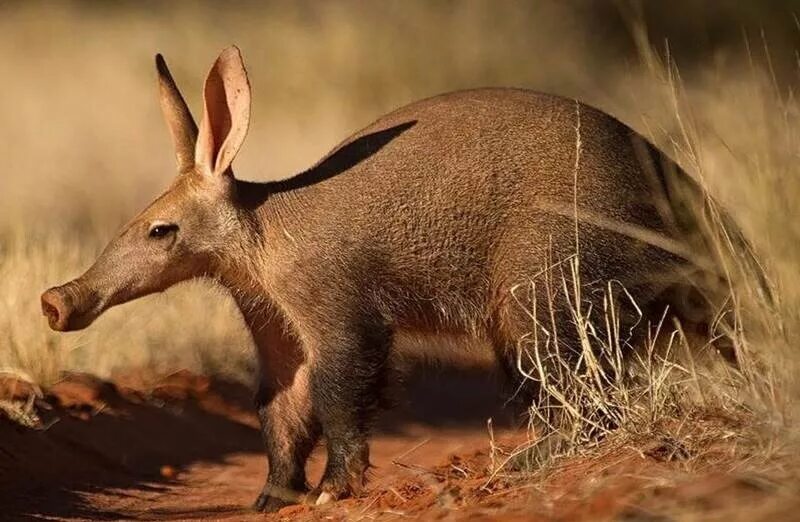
left=631, top=30, right=800, bottom=429
left=486, top=20, right=800, bottom=489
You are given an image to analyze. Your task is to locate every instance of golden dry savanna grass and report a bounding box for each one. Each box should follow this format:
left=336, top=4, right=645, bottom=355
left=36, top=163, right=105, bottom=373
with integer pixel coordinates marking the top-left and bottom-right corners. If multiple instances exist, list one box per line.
left=0, top=1, right=797, bottom=435
left=1, top=2, right=800, bottom=519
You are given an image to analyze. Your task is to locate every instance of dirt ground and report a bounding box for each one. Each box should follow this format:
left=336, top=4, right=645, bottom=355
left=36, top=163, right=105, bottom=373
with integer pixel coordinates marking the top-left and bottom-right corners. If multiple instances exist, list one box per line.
left=0, top=369, right=795, bottom=521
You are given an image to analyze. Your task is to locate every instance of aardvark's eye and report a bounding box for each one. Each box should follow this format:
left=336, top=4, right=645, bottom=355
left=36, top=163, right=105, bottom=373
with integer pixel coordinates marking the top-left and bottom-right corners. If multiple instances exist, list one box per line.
left=148, top=223, right=179, bottom=239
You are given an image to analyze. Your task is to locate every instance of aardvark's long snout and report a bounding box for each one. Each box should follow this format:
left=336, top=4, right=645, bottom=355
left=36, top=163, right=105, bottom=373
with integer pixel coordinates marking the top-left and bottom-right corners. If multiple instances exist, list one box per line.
left=41, top=282, right=99, bottom=332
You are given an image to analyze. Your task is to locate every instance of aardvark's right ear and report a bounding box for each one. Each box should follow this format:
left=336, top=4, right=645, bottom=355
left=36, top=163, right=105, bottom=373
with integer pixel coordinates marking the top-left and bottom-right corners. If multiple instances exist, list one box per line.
left=194, top=46, right=251, bottom=178
left=156, top=54, right=198, bottom=172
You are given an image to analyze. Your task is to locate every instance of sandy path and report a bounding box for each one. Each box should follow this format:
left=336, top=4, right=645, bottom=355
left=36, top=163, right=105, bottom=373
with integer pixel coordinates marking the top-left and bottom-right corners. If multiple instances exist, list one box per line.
left=1, top=369, right=529, bottom=521
left=72, top=425, right=508, bottom=521
left=1, top=370, right=787, bottom=521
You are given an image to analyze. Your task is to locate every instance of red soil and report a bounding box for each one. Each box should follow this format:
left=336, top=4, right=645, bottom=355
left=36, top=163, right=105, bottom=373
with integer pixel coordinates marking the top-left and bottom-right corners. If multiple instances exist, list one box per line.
left=0, top=369, right=791, bottom=521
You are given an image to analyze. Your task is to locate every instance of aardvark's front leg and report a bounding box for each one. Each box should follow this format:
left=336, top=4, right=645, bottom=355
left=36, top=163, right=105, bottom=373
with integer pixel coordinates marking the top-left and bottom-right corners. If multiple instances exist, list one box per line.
left=252, top=334, right=320, bottom=513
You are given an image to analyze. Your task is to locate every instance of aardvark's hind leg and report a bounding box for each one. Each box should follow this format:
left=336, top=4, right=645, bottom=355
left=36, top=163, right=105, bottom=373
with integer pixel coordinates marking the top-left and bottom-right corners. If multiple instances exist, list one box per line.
left=307, top=317, right=392, bottom=504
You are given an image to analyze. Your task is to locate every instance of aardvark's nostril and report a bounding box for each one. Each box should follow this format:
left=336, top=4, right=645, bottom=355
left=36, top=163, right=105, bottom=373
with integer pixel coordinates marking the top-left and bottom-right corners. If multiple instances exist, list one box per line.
left=42, top=300, right=59, bottom=323
left=41, top=289, right=69, bottom=331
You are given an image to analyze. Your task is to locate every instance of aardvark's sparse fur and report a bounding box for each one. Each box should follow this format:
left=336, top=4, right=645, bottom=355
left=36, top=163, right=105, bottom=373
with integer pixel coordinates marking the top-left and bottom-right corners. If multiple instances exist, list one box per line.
left=41, top=47, right=728, bottom=512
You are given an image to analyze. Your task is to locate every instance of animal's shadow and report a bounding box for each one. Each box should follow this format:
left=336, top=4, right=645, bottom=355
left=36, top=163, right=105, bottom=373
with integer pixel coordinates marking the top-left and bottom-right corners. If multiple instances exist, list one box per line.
left=237, top=120, right=417, bottom=208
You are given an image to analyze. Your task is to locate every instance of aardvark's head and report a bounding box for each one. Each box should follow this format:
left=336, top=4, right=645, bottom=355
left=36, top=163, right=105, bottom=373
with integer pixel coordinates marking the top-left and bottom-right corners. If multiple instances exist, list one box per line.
left=41, top=46, right=252, bottom=331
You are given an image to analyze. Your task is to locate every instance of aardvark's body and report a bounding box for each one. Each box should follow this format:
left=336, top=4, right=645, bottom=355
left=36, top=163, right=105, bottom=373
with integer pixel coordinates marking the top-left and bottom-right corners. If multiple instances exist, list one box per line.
left=42, top=47, right=720, bottom=511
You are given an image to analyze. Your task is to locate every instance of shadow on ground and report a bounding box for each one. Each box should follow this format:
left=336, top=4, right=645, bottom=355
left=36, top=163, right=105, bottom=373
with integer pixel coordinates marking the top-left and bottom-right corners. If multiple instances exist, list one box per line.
left=0, top=364, right=513, bottom=520
left=0, top=373, right=262, bottom=520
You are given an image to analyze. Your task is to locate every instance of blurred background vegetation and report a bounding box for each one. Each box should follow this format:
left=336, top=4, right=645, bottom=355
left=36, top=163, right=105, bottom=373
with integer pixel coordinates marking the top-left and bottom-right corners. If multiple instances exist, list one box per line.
left=0, top=0, right=798, bottom=385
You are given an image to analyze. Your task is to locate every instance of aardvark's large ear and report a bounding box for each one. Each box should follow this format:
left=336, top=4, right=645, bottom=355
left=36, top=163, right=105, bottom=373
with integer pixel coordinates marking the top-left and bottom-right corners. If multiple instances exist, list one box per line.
left=195, top=46, right=251, bottom=177
left=155, top=54, right=198, bottom=172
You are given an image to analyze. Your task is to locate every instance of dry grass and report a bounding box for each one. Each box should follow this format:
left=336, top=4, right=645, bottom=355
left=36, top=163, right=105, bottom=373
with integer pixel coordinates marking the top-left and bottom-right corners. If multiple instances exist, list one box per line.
left=0, top=0, right=798, bottom=471
left=477, top=20, right=800, bottom=518
left=1, top=2, right=799, bottom=519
